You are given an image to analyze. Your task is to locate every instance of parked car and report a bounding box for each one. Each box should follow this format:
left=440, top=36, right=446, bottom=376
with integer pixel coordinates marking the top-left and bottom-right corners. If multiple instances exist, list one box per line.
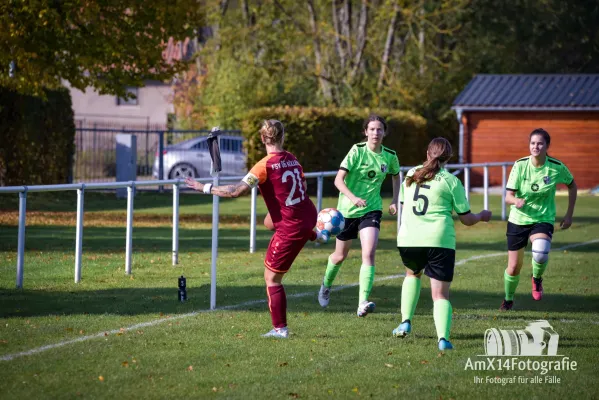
left=153, top=135, right=247, bottom=179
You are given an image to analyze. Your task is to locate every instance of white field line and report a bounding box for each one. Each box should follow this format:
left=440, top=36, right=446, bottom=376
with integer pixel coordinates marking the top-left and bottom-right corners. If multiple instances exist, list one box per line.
left=2, top=238, right=598, bottom=362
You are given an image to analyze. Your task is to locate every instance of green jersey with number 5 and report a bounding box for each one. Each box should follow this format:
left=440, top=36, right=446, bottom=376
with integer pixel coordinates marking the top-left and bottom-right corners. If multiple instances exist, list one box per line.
left=397, top=166, right=471, bottom=249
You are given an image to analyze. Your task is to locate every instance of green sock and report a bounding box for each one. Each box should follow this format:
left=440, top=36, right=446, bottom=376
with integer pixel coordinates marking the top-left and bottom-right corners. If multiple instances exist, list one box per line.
left=359, top=265, right=375, bottom=303
left=433, top=299, right=452, bottom=340
left=504, top=270, right=520, bottom=301
left=400, top=276, right=421, bottom=322
left=323, top=256, right=342, bottom=287
left=532, top=260, right=548, bottom=279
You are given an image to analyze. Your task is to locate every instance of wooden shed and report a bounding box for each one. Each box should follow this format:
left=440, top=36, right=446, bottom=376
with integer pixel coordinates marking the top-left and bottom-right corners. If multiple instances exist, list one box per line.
left=452, top=74, right=599, bottom=189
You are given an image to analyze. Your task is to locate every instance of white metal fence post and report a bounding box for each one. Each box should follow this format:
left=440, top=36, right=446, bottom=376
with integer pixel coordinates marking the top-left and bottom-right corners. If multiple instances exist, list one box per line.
left=74, top=186, right=85, bottom=283
left=502, top=164, right=507, bottom=221
left=172, top=182, right=180, bottom=265
left=464, top=167, right=470, bottom=202
left=210, top=175, right=220, bottom=310
left=250, top=186, right=257, bottom=254
left=483, top=165, right=489, bottom=210
left=317, top=175, right=324, bottom=212
left=125, top=183, right=134, bottom=275
left=16, top=190, right=27, bottom=289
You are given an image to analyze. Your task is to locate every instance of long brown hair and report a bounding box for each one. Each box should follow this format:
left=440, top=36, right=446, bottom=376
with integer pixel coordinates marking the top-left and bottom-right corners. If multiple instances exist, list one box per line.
left=260, top=119, right=285, bottom=145
left=406, top=137, right=453, bottom=186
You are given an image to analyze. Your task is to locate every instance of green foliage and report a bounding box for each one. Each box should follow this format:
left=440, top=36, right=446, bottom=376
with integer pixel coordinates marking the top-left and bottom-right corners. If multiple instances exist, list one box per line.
left=462, top=0, right=599, bottom=74
left=0, top=0, right=202, bottom=97
left=0, top=87, right=75, bottom=185
left=241, top=107, right=428, bottom=175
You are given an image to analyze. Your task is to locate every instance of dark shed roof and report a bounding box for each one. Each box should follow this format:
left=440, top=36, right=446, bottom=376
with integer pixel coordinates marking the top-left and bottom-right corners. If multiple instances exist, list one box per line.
left=453, top=74, right=599, bottom=111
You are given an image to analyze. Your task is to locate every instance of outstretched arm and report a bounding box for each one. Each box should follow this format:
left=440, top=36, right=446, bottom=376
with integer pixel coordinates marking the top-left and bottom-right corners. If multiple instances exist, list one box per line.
left=185, top=177, right=251, bottom=198
left=458, top=210, right=492, bottom=226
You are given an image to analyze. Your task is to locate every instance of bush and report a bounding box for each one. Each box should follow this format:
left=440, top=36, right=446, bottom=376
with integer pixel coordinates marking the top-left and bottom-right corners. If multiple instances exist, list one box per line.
left=0, top=88, right=75, bottom=186
left=241, top=107, right=428, bottom=193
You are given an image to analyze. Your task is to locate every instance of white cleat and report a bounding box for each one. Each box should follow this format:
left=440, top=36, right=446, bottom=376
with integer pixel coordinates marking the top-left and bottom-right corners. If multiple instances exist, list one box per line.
left=357, top=301, right=376, bottom=317
left=318, top=284, right=331, bottom=308
left=261, top=327, right=289, bottom=339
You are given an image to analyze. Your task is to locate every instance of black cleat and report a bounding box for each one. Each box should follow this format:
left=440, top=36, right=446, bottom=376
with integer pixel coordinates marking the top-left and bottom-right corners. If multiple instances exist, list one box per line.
left=499, top=299, right=514, bottom=311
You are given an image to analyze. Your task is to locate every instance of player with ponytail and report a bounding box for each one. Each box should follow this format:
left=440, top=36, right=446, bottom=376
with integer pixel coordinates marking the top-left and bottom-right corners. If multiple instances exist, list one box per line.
left=186, top=119, right=326, bottom=338
left=393, top=137, right=491, bottom=350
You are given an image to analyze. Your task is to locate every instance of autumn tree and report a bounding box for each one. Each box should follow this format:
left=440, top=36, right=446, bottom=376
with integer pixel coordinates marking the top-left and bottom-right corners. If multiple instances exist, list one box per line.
left=0, top=0, right=203, bottom=97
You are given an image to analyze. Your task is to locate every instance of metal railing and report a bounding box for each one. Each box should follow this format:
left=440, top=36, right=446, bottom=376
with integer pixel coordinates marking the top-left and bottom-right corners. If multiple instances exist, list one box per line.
left=0, top=162, right=512, bottom=299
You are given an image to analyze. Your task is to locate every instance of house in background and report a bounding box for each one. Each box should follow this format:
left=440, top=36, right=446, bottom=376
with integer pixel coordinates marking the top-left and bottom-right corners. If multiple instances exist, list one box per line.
left=67, top=37, right=196, bottom=130
left=67, top=80, right=174, bottom=129
left=452, top=74, right=599, bottom=188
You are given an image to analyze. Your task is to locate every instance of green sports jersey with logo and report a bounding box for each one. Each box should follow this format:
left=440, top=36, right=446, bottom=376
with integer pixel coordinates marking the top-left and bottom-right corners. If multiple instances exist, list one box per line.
left=506, top=156, right=574, bottom=225
left=397, top=167, right=471, bottom=249
left=337, top=143, right=400, bottom=218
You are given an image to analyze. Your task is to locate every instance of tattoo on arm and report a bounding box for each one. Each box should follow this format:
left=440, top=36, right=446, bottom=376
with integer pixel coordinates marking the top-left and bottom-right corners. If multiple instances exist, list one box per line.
left=212, top=182, right=251, bottom=198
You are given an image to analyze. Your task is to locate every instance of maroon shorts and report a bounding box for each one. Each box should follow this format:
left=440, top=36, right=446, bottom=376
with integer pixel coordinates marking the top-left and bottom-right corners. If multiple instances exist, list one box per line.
left=264, top=230, right=316, bottom=274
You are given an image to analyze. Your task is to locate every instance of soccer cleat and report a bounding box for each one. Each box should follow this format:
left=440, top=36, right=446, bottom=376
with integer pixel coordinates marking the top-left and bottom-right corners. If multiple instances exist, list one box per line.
left=499, top=299, right=514, bottom=311
left=318, top=284, right=331, bottom=308
left=392, top=320, right=412, bottom=338
left=532, top=276, right=544, bottom=301
left=261, top=327, right=289, bottom=339
left=356, top=301, right=376, bottom=317
left=438, top=338, right=454, bottom=351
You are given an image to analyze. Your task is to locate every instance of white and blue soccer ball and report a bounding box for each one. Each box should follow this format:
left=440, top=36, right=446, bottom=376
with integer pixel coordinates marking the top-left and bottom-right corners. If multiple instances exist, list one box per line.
left=316, top=208, right=345, bottom=239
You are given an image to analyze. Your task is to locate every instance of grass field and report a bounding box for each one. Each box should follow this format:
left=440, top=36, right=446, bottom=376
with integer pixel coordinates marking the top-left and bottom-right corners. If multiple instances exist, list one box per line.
left=1, top=191, right=598, bottom=399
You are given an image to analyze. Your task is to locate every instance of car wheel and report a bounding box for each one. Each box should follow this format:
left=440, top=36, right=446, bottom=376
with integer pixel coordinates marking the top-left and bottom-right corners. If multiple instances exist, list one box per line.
left=169, top=163, right=198, bottom=179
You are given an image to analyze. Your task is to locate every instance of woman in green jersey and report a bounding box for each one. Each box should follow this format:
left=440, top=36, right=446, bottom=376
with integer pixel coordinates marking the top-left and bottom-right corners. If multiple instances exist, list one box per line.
left=501, top=128, right=577, bottom=311
left=317, top=115, right=401, bottom=317
left=392, top=137, right=491, bottom=351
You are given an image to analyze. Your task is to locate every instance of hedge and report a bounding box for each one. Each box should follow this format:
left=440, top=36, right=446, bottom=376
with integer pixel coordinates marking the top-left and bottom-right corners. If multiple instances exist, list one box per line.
left=0, top=88, right=75, bottom=186
left=241, top=107, right=428, bottom=193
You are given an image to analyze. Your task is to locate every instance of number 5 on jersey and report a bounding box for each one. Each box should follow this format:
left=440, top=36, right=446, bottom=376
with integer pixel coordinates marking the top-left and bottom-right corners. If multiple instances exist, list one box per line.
left=413, top=184, right=430, bottom=216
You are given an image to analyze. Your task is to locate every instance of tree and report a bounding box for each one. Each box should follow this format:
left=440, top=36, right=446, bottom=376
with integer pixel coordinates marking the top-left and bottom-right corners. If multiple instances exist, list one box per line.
left=179, top=0, right=468, bottom=124
left=174, top=0, right=598, bottom=138
left=0, top=0, right=203, bottom=97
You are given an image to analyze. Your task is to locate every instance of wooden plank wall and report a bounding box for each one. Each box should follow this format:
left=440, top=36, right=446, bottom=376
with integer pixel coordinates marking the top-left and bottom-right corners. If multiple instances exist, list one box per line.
left=465, top=112, right=599, bottom=189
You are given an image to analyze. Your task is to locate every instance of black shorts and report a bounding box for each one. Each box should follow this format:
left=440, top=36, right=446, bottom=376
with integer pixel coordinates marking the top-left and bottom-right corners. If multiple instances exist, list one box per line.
left=336, top=210, right=382, bottom=241
left=398, top=247, right=456, bottom=282
left=506, top=222, right=554, bottom=251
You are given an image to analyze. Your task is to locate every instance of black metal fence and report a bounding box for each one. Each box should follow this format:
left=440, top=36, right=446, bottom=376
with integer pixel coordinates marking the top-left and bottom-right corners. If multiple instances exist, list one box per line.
left=73, top=123, right=244, bottom=184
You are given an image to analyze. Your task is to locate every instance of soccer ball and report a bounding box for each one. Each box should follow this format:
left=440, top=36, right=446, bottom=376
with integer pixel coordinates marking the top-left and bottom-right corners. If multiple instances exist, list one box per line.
left=316, top=208, right=345, bottom=239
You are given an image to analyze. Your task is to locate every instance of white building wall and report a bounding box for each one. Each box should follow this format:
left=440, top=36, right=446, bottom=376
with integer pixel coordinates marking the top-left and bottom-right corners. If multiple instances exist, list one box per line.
left=66, top=82, right=174, bottom=126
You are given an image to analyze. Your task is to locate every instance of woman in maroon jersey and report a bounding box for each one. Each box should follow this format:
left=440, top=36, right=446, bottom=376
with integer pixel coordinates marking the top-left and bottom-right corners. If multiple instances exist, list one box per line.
left=186, top=119, right=325, bottom=338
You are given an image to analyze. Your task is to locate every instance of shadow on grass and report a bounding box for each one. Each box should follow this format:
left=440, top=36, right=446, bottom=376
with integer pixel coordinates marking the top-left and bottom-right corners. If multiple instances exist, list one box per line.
left=1, top=284, right=598, bottom=319
left=0, top=226, right=274, bottom=253
left=3, top=225, right=598, bottom=255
